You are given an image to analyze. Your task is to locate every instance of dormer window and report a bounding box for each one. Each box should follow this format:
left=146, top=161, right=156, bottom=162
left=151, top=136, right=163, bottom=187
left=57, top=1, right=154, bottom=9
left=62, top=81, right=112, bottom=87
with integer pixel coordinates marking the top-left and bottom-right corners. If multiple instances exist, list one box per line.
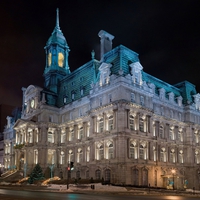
left=99, top=62, right=112, bottom=86
left=193, top=94, right=200, bottom=110
left=130, top=62, right=143, bottom=85
left=64, top=96, right=68, bottom=104
left=177, top=96, right=183, bottom=107
left=168, top=92, right=174, bottom=103
left=159, top=88, right=165, bottom=100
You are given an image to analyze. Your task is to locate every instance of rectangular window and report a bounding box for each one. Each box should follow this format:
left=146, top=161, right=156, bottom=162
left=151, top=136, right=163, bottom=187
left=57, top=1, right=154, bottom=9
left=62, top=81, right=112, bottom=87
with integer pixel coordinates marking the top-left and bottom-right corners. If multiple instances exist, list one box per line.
left=139, top=118, right=144, bottom=132
left=99, top=97, right=102, bottom=106
left=131, top=93, right=135, bottom=103
left=108, top=94, right=112, bottom=102
left=140, top=96, right=144, bottom=106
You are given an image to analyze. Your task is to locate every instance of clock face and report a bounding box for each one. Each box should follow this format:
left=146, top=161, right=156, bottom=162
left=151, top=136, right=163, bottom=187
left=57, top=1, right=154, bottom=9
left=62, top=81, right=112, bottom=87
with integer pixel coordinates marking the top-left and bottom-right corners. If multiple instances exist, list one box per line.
left=48, top=53, right=52, bottom=66
left=58, top=52, right=64, bottom=67
left=31, top=99, right=35, bottom=108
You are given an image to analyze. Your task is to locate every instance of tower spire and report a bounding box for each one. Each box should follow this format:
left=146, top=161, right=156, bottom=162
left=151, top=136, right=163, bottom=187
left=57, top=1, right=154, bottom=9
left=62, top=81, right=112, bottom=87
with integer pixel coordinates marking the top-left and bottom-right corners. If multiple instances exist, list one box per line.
left=56, top=8, right=60, bottom=30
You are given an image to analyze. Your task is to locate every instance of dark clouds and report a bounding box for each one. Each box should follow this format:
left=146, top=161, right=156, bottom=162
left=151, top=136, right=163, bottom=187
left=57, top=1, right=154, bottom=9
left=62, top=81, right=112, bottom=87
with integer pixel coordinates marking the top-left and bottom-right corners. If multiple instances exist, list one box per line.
left=0, top=1, right=200, bottom=106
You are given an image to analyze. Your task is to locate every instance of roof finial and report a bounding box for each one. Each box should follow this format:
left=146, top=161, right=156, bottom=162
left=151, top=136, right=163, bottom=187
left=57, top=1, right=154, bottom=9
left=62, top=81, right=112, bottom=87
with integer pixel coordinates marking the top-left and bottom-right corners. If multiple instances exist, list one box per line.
left=56, top=8, right=60, bottom=29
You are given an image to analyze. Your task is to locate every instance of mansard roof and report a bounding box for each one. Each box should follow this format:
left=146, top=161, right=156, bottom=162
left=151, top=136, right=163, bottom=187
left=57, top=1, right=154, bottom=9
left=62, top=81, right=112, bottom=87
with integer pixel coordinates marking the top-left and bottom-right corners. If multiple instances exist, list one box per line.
left=43, top=40, right=197, bottom=107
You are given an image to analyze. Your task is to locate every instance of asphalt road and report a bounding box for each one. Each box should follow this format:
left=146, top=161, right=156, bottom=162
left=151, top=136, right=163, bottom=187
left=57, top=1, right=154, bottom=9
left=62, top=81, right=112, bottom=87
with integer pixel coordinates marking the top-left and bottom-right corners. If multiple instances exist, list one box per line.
left=0, top=188, right=200, bottom=200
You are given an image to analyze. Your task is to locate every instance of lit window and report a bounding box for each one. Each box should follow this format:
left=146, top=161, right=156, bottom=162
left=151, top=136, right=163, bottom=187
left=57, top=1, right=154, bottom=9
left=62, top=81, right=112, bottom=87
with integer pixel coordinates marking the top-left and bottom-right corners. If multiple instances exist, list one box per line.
left=60, top=151, right=65, bottom=164
left=160, top=148, right=166, bottom=162
left=48, top=132, right=54, bottom=143
left=77, top=148, right=83, bottom=163
left=178, top=150, right=183, bottom=163
left=61, top=132, right=66, bottom=143
left=99, top=118, right=104, bottom=133
left=79, top=127, right=83, bottom=139
left=68, top=150, right=73, bottom=162
left=129, top=115, right=135, bottom=131
left=130, top=143, right=136, bottom=159
left=108, top=143, right=113, bottom=159
left=139, top=118, right=144, bottom=132
left=99, top=145, right=104, bottom=160
left=169, top=128, right=174, bottom=140
left=86, top=146, right=90, bottom=162
left=170, top=149, right=175, bottom=163
left=69, top=129, right=74, bottom=141
left=108, top=115, right=114, bottom=131
left=139, top=145, right=144, bottom=159
left=159, top=126, right=164, bottom=138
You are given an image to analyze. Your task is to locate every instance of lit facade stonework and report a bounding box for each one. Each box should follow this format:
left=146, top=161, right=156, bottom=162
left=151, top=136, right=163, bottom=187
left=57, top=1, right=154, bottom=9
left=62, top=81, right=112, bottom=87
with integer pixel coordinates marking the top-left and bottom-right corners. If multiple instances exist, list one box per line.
left=14, top=9, right=200, bottom=189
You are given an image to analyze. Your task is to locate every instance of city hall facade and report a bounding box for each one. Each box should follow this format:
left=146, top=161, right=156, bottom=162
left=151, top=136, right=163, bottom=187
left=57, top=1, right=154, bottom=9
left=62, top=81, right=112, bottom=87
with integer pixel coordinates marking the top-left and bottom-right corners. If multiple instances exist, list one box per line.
left=11, top=9, right=200, bottom=189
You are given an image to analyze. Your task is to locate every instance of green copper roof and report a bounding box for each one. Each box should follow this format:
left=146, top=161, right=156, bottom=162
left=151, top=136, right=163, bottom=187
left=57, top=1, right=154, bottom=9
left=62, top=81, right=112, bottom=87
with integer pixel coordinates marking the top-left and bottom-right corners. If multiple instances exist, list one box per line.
left=46, top=8, right=69, bottom=48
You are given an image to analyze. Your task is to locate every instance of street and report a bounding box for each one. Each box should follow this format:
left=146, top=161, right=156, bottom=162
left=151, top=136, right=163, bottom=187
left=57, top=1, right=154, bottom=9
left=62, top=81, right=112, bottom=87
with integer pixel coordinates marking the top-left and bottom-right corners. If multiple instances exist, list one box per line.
left=0, top=188, right=200, bottom=200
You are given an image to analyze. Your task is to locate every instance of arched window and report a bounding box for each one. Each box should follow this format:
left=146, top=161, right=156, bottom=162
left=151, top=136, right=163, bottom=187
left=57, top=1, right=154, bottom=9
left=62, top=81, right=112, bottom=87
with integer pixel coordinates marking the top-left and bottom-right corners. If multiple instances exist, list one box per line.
left=78, top=127, right=83, bottom=139
left=130, top=142, right=137, bottom=159
left=86, top=146, right=90, bottom=162
left=169, top=127, right=174, bottom=140
left=34, top=149, right=38, bottom=164
left=105, top=169, right=111, bottom=183
left=61, top=132, right=66, bottom=143
left=142, top=168, right=148, bottom=186
left=170, top=149, right=175, bottom=163
left=160, top=148, right=166, bottom=162
left=133, top=168, right=139, bottom=186
left=68, top=150, right=73, bottom=162
left=99, top=145, right=104, bottom=160
left=108, top=115, right=114, bottom=131
left=86, top=170, right=89, bottom=179
left=178, top=129, right=183, bottom=142
left=48, top=132, right=54, bottom=143
left=159, top=125, right=164, bottom=138
left=95, top=169, right=101, bottom=180
left=194, top=130, right=199, bottom=143
left=48, top=149, right=55, bottom=164
left=139, top=118, right=144, bottom=132
left=108, top=143, right=113, bottom=159
left=178, top=150, right=183, bottom=163
left=77, top=148, right=83, bottom=163
left=28, top=131, right=33, bottom=143
left=195, top=150, right=200, bottom=164
left=129, top=115, right=135, bottom=131
left=69, top=129, right=74, bottom=141
left=139, top=145, right=144, bottom=159
left=153, top=146, right=157, bottom=161
left=154, top=170, right=157, bottom=187
left=60, top=151, right=65, bottom=164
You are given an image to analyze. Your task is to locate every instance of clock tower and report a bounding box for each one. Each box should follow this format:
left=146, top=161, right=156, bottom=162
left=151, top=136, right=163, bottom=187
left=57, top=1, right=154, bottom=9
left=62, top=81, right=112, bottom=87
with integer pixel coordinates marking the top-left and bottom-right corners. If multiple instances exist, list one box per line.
left=44, top=8, right=70, bottom=94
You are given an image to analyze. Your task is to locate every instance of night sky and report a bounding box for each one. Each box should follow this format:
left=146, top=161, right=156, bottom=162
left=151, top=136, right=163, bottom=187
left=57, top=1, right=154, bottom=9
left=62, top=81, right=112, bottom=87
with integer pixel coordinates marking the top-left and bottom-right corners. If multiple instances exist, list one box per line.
left=0, top=1, right=200, bottom=107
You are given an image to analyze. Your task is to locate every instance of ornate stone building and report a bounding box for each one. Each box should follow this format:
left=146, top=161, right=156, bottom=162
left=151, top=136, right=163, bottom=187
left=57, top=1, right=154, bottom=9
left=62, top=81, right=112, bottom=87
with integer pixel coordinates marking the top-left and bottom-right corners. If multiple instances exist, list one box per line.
left=14, top=9, right=200, bottom=189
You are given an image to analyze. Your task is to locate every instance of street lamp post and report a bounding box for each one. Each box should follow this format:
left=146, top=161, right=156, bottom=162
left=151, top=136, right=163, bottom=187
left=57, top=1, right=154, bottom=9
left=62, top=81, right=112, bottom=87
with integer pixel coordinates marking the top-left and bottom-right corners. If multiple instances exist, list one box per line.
left=172, top=169, right=176, bottom=190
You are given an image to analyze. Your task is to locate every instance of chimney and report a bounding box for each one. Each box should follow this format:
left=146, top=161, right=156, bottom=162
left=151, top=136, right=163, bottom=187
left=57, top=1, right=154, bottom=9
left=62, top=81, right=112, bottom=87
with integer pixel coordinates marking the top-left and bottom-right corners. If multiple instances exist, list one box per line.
left=98, top=30, right=114, bottom=61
